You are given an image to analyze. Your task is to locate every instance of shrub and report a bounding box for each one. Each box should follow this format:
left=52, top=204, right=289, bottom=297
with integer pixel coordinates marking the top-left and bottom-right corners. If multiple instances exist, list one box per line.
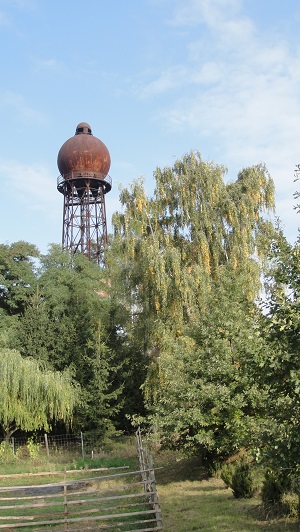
left=221, top=463, right=235, bottom=488
left=206, top=459, right=223, bottom=477
left=281, top=492, right=299, bottom=519
left=15, top=445, right=30, bottom=459
left=231, top=461, right=255, bottom=499
left=261, top=470, right=286, bottom=504
left=261, top=470, right=300, bottom=519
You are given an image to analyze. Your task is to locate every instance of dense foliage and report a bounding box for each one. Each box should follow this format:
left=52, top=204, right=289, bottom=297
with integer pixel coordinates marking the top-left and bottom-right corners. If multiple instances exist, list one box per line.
left=254, top=231, right=300, bottom=489
left=0, top=348, right=77, bottom=438
left=109, top=152, right=276, bottom=458
left=0, top=244, right=144, bottom=438
left=0, top=151, right=299, bottom=514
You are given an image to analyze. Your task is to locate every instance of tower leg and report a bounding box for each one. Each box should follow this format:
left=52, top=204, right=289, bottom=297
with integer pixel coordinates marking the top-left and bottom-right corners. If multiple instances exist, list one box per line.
left=61, top=180, right=108, bottom=266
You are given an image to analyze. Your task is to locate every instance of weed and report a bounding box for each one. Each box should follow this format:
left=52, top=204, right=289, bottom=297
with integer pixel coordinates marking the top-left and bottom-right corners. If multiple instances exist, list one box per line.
left=0, top=440, right=15, bottom=464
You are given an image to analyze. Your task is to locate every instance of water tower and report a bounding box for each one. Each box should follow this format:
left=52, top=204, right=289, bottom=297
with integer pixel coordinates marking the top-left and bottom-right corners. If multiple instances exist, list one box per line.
left=57, top=122, right=112, bottom=266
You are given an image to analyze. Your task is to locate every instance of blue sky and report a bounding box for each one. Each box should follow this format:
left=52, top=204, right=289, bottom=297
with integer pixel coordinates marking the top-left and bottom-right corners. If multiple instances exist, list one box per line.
left=0, top=0, right=300, bottom=254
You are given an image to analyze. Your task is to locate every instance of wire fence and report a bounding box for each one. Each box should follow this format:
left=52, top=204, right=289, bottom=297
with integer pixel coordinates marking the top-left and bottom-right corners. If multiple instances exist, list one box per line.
left=0, top=432, right=104, bottom=459
left=0, top=428, right=163, bottom=531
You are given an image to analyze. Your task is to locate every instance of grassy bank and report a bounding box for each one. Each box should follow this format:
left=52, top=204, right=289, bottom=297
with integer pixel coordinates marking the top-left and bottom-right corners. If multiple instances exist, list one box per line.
left=153, top=451, right=299, bottom=531
left=0, top=438, right=298, bottom=530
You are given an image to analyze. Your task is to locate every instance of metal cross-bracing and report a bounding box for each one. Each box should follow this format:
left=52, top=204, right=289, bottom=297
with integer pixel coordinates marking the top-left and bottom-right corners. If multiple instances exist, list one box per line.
left=59, top=176, right=110, bottom=266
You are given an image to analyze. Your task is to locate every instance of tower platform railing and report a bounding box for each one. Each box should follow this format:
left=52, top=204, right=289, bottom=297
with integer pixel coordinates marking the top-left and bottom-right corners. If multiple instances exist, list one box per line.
left=57, top=172, right=112, bottom=193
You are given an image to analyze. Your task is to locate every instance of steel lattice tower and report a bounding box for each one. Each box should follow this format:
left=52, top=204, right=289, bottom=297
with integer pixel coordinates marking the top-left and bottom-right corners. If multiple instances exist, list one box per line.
left=57, top=122, right=112, bottom=266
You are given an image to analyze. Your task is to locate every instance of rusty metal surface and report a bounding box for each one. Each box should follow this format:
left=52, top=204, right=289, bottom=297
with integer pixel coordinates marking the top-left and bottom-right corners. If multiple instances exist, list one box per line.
left=61, top=182, right=108, bottom=266
left=57, top=126, right=111, bottom=178
left=57, top=123, right=111, bottom=266
left=57, top=172, right=112, bottom=194
left=75, top=122, right=92, bottom=134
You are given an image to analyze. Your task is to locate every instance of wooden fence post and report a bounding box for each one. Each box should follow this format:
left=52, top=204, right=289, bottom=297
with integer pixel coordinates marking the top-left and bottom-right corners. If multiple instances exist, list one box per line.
left=148, top=455, right=163, bottom=529
left=63, top=469, right=68, bottom=531
left=136, top=427, right=163, bottom=529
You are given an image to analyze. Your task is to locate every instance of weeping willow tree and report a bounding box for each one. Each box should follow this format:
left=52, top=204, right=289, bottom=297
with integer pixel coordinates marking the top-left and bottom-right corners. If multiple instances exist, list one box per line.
left=108, top=152, right=277, bottom=446
left=0, top=349, right=78, bottom=439
left=110, top=151, right=275, bottom=347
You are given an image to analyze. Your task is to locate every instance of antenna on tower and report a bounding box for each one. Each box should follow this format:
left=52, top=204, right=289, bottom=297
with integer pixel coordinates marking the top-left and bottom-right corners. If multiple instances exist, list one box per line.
left=57, top=123, right=112, bottom=266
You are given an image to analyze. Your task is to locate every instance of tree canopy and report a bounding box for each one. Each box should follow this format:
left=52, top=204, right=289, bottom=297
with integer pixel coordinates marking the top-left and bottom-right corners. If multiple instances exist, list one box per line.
left=2, top=150, right=299, bottom=498
left=0, top=241, right=39, bottom=316
left=16, top=246, right=124, bottom=437
left=0, top=348, right=77, bottom=439
left=110, top=153, right=275, bottom=350
left=254, top=229, right=300, bottom=478
left=109, top=153, right=277, bottom=440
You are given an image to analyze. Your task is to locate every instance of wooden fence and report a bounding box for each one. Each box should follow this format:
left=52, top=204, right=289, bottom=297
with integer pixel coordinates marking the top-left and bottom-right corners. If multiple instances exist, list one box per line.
left=0, top=430, right=162, bottom=531
left=135, top=428, right=162, bottom=529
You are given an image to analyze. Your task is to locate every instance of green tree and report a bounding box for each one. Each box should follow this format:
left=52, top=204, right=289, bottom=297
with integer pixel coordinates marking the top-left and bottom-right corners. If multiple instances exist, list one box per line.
left=0, top=241, right=39, bottom=351
left=111, top=153, right=275, bottom=353
left=17, top=246, right=122, bottom=437
left=15, top=285, right=53, bottom=363
left=105, top=299, right=149, bottom=432
left=254, top=228, right=300, bottom=478
left=144, top=269, right=268, bottom=461
left=109, top=152, right=276, bottom=444
left=0, top=241, right=39, bottom=316
left=0, top=348, right=77, bottom=439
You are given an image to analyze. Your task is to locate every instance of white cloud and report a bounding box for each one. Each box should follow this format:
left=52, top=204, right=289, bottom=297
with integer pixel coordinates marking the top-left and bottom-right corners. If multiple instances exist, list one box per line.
left=137, top=0, right=300, bottom=242
left=0, top=161, right=60, bottom=219
left=32, top=57, right=67, bottom=75
left=36, top=58, right=61, bottom=70
left=0, top=90, right=46, bottom=123
left=140, top=65, right=188, bottom=97
left=169, top=0, right=242, bottom=28
left=140, top=61, right=227, bottom=98
left=2, top=0, right=38, bottom=11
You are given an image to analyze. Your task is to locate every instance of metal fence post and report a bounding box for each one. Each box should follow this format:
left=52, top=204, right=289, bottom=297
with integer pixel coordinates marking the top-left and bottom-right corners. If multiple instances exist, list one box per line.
left=44, top=433, right=50, bottom=458
left=81, top=431, right=85, bottom=459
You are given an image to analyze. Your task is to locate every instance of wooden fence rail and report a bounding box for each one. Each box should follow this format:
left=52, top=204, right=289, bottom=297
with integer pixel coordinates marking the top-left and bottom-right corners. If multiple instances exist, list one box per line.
left=0, top=429, right=162, bottom=531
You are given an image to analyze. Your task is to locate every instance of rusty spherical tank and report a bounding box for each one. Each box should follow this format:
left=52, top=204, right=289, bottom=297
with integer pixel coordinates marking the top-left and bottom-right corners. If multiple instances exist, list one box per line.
left=57, top=122, right=111, bottom=178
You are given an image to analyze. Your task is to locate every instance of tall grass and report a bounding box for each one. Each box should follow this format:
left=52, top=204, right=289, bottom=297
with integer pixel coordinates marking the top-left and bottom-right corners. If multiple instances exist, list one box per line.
left=0, top=437, right=298, bottom=531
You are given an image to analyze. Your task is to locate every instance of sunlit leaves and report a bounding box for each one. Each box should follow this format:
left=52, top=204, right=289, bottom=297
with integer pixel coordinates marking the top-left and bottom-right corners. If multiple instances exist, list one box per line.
left=0, top=241, right=39, bottom=315
left=145, top=271, right=269, bottom=459
left=110, top=152, right=275, bottom=354
left=0, top=348, right=77, bottom=438
left=108, top=152, right=277, bottom=454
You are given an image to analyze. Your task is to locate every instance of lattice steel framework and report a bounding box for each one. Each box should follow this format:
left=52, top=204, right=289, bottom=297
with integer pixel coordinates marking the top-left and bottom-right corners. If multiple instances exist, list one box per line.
left=57, top=172, right=112, bottom=266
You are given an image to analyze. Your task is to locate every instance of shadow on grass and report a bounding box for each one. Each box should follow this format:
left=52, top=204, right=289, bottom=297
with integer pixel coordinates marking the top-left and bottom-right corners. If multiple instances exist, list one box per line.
left=153, top=454, right=299, bottom=531
left=154, top=451, right=208, bottom=485
left=188, top=484, right=229, bottom=493
left=246, top=502, right=300, bottom=530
